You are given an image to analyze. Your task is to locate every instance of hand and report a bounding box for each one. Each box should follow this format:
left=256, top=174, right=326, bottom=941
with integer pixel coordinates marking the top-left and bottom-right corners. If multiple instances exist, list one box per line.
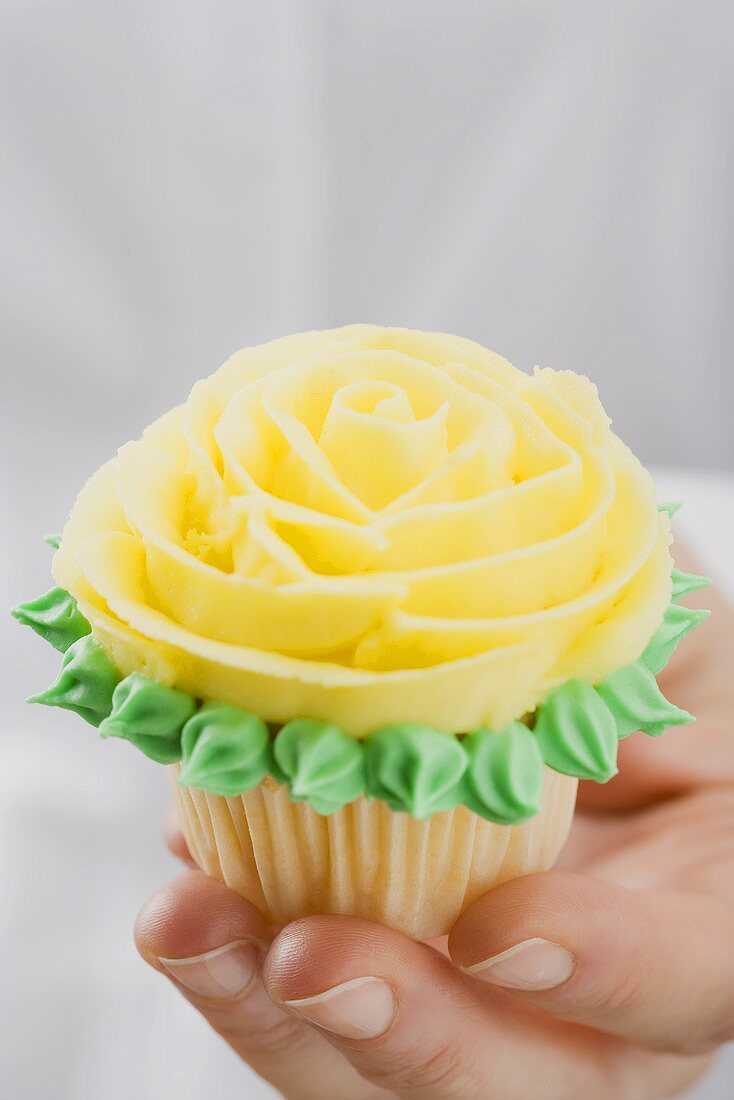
left=135, top=562, right=733, bottom=1099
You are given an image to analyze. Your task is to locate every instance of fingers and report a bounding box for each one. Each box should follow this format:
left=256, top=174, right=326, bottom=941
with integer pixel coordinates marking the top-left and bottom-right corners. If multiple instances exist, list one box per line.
left=135, top=871, right=383, bottom=1100
left=136, top=876, right=711, bottom=1099
left=263, top=914, right=647, bottom=1100
left=449, top=870, right=734, bottom=1054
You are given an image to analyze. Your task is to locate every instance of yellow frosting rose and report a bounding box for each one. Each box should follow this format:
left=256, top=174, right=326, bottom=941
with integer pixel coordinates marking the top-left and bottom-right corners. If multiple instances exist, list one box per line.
left=53, top=325, right=672, bottom=735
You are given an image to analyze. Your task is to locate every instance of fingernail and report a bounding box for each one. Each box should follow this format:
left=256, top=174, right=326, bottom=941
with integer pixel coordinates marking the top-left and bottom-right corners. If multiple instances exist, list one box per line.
left=159, top=940, right=259, bottom=999
left=464, top=937, right=575, bottom=991
left=284, top=977, right=396, bottom=1039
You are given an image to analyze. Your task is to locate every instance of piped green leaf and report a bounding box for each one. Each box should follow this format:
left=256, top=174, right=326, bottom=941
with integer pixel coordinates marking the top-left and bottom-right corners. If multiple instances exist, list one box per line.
left=364, top=724, right=467, bottom=818
left=179, top=703, right=270, bottom=796
left=44, top=533, right=62, bottom=549
left=13, top=535, right=711, bottom=815
left=12, top=587, right=91, bottom=653
left=597, top=662, right=694, bottom=738
left=460, top=722, right=544, bottom=824
left=671, top=569, right=711, bottom=602
left=659, top=501, right=683, bottom=517
left=533, top=680, right=618, bottom=782
left=640, top=604, right=710, bottom=676
left=28, top=635, right=120, bottom=726
left=98, top=673, right=196, bottom=763
left=273, top=718, right=364, bottom=814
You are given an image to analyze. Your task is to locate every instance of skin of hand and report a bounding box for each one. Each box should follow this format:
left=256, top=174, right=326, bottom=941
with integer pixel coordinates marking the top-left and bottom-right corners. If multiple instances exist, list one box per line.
left=135, top=562, right=734, bottom=1100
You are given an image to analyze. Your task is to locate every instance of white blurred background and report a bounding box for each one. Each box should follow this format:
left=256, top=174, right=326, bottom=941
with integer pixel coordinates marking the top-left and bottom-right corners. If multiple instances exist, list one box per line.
left=1, top=2, right=733, bottom=1097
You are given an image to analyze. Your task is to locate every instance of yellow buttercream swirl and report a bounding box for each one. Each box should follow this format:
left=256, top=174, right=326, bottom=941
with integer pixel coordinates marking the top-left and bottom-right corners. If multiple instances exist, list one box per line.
left=53, top=325, right=672, bottom=735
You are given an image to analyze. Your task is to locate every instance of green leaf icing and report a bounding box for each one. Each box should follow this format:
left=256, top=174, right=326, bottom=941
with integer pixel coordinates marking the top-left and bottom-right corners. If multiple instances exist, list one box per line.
left=179, top=702, right=270, bottom=796
left=44, top=533, right=62, bottom=549
left=273, top=718, right=365, bottom=814
left=460, top=722, right=545, bottom=824
left=659, top=501, right=683, bottom=517
left=365, top=724, right=467, bottom=818
left=14, top=550, right=711, bottom=817
left=12, top=587, right=91, bottom=653
left=597, top=662, right=694, bottom=739
left=98, top=673, right=196, bottom=763
left=671, top=569, right=711, bottom=602
left=28, top=635, right=120, bottom=727
left=533, top=680, right=618, bottom=782
left=640, top=604, right=710, bottom=676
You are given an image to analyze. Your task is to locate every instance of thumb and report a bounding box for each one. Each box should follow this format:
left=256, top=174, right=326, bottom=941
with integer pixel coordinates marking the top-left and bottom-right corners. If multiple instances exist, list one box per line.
left=449, top=870, right=734, bottom=1054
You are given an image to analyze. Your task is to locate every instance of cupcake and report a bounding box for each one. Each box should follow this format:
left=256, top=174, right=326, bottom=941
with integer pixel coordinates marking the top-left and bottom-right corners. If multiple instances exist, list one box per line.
left=13, top=325, right=709, bottom=939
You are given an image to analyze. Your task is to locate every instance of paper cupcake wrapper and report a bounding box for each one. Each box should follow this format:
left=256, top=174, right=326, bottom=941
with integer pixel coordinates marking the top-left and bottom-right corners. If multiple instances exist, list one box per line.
left=171, top=765, right=578, bottom=939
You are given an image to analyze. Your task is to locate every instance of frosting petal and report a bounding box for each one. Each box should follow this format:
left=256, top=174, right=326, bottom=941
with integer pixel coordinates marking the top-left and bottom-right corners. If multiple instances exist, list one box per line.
left=533, top=679, right=618, bottom=781
left=640, top=604, right=710, bottom=677
left=12, top=586, right=91, bottom=653
left=28, top=635, right=119, bottom=726
left=179, top=702, right=270, bottom=795
left=273, top=718, right=364, bottom=814
left=49, top=327, right=675, bottom=736
left=597, top=662, right=694, bottom=738
left=364, top=724, right=467, bottom=818
left=460, top=722, right=545, bottom=823
left=99, top=673, right=196, bottom=762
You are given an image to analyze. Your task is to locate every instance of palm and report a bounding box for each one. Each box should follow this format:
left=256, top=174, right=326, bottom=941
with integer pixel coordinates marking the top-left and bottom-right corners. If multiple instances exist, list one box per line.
left=563, top=782, right=734, bottom=904
left=562, top=582, right=734, bottom=904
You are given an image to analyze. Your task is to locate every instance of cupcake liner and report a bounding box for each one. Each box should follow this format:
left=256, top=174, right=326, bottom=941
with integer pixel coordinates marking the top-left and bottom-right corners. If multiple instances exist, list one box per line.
left=171, top=765, right=578, bottom=939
